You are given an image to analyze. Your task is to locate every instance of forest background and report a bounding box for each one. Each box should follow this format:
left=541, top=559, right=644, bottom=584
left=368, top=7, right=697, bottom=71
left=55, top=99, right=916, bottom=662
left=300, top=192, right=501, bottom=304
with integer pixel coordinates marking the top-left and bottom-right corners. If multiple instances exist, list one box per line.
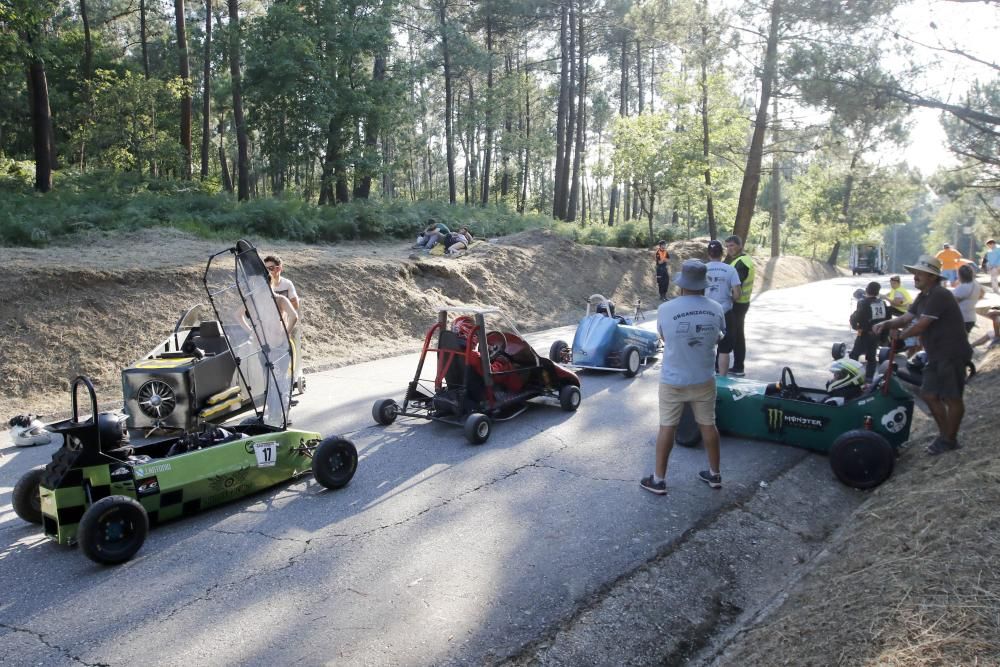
left=1, top=0, right=998, bottom=268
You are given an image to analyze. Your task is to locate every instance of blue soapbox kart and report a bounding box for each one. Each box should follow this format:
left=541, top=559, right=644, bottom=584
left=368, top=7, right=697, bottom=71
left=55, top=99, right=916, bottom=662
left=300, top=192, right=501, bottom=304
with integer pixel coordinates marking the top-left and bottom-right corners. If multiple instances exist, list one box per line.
left=548, top=294, right=661, bottom=377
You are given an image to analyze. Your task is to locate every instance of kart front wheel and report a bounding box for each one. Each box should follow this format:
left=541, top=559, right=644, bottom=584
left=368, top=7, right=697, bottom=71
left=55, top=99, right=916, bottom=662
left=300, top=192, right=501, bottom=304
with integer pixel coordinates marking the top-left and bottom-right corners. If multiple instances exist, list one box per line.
left=78, top=496, right=149, bottom=565
left=549, top=340, right=569, bottom=364
left=13, top=466, right=46, bottom=524
left=313, top=436, right=359, bottom=490
left=559, top=385, right=582, bottom=411
left=829, top=430, right=895, bottom=489
left=372, top=398, right=399, bottom=425
left=464, top=413, right=492, bottom=445
left=623, top=346, right=641, bottom=378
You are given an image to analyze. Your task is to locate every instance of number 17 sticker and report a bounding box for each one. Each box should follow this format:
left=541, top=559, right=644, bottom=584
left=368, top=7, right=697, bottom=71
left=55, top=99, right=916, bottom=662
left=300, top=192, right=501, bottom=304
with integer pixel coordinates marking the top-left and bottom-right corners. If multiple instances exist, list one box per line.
left=253, top=441, right=278, bottom=467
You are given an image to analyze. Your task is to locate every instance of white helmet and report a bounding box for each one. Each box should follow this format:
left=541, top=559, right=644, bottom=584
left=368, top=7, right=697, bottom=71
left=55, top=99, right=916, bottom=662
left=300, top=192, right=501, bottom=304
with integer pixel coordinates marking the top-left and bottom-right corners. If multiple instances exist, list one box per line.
left=8, top=414, right=53, bottom=448
left=828, top=359, right=865, bottom=392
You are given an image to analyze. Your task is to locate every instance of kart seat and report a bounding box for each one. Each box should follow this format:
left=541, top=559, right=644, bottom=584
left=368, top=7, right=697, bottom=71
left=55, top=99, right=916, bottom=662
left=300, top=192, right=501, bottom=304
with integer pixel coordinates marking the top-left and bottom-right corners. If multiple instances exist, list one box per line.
left=188, top=320, right=229, bottom=356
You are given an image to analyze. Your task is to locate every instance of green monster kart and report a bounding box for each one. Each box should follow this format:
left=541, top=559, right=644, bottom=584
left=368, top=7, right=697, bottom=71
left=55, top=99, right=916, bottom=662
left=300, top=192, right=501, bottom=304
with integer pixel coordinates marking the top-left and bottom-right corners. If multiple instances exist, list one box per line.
left=11, top=241, right=358, bottom=565
left=679, top=359, right=914, bottom=489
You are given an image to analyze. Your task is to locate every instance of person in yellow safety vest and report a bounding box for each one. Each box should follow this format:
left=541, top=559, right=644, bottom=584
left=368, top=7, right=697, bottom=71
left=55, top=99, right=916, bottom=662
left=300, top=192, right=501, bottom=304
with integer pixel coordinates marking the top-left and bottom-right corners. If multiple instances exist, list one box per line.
left=884, top=275, right=913, bottom=316
left=723, top=235, right=755, bottom=376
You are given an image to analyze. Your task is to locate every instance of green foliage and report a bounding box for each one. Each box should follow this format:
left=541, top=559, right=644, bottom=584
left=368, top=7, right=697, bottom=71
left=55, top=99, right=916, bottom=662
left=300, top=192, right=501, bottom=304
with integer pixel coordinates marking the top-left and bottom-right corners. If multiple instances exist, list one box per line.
left=0, top=170, right=664, bottom=249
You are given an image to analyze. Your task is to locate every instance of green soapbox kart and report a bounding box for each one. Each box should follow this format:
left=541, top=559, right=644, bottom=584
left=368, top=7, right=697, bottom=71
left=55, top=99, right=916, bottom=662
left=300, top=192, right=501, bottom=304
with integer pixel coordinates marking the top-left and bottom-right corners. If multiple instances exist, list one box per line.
left=12, top=241, right=358, bottom=565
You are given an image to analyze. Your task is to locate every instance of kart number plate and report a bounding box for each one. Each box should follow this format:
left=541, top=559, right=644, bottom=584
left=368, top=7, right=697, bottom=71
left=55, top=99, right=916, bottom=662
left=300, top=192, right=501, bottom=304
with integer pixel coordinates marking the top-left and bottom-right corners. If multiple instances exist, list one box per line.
left=253, top=441, right=279, bottom=467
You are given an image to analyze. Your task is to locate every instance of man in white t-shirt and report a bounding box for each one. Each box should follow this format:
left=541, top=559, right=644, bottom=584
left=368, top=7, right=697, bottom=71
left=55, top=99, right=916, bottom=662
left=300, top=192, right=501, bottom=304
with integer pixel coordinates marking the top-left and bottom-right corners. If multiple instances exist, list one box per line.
left=640, top=260, right=726, bottom=495
left=704, top=239, right=742, bottom=377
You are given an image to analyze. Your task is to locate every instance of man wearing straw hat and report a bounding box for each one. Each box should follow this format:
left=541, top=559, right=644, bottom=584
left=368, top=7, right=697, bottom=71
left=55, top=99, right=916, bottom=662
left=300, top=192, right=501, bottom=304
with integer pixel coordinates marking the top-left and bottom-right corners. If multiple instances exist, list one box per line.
left=874, top=254, right=972, bottom=455
left=640, top=260, right=726, bottom=495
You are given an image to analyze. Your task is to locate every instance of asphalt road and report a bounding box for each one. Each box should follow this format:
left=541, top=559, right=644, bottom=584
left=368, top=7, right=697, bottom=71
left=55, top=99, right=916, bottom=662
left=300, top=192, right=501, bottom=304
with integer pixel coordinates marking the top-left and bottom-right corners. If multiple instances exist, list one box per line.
left=0, top=273, right=891, bottom=666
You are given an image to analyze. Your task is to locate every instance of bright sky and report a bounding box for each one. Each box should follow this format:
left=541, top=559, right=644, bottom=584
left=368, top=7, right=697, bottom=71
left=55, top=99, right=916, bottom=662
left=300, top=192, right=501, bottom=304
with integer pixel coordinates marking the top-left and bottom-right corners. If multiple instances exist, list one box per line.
left=891, top=0, right=999, bottom=175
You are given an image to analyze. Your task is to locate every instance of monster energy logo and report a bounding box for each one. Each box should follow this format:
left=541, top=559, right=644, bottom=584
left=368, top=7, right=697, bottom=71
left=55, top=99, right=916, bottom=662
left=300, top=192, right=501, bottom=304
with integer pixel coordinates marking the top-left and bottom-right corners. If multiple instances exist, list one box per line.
left=767, top=408, right=783, bottom=432
left=765, top=407, right=827, bottom=433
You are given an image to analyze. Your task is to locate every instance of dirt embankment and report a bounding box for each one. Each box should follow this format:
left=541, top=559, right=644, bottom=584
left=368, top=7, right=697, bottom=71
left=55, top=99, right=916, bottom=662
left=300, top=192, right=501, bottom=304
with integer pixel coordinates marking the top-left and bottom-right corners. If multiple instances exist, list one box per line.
left=0, top=229, right=838, bottom=418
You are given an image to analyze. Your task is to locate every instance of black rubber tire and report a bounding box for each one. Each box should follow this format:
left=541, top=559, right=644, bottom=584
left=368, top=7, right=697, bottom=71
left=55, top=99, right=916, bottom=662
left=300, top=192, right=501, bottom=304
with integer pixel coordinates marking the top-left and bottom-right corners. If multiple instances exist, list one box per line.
left=13, top=466, right=46, bottom=524
left=372, top=398, right=399, bottom=426
left=78, top=496, right=149, bottom=565
left=296, top=377, right=307, bottom=395
left=549, top=340, right=569, bottom=364
left=623, top=346, right=641, bottom=378
left=312, top=436, right=358, bottom=489
left=829, top=430, right=895, bottom=489
left=559, top=385, right=582, bottom=411
left=464, top=413, right=492, bottom=445
left=832, top=342, right=847, bottom=360
left=675, top=404, right=703, bottom=447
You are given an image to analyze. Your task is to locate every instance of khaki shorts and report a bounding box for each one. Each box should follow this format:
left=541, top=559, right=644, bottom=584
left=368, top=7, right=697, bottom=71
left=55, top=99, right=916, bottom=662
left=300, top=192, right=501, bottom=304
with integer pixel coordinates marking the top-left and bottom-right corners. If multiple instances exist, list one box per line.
left=658, top=379, right=717, bottom=426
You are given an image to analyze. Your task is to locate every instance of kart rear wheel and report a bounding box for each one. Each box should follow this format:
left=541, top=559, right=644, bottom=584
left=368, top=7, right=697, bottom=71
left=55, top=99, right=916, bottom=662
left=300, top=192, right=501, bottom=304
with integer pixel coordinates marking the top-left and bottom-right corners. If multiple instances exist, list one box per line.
left=623, top=346, right=641, bottom=378
left=675, top=404, right=703, bottom=447
left=831, top=342, right=847, bottom=360
left=313, top=436, right=359, bottom=489
left=549, top=340, right=569, bottom=364
left=78, top=496, right=149, bottom=565
left=372, top=398, right=399, bottom=425
left=829, top=430, right=895, bottom=489
left=559, top=385, right=582, bottom=411
left=464, top=413, right=492, bottom=445
left=13, top=466, right=46, bottom=524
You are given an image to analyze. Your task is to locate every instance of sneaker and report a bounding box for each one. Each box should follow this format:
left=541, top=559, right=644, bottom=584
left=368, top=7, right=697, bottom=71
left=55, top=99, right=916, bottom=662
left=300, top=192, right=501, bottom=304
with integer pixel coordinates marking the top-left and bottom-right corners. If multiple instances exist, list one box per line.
left=926, top=437, right=961, bottom=456
left=639, top=475, right=667, bottom=495
left=730, top=369, right=745, bottom=377
left=698, top=470, right=722, bottom=488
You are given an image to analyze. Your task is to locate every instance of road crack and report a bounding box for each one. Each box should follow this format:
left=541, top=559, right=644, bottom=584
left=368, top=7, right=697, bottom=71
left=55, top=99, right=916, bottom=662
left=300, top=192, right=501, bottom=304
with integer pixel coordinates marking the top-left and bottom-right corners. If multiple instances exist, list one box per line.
left=0, top=622, right=110, bottom=666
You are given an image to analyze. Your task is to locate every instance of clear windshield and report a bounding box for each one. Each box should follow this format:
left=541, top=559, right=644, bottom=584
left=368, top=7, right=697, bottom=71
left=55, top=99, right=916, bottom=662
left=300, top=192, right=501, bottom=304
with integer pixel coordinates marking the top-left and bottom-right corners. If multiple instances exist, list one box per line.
left=204, top=240, right=292, bottom=428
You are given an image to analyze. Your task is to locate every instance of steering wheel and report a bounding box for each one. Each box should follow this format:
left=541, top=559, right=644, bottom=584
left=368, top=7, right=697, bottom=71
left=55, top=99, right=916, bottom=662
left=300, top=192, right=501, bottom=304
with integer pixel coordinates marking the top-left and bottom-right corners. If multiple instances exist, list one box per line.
left=485, top=331, right=508, bottom=358
left=779, top=367, right=800, bottom=399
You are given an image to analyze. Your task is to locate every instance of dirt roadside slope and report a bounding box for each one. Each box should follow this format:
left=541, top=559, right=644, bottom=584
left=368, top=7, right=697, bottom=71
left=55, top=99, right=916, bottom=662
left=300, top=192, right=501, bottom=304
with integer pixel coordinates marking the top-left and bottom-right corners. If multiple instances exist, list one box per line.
left=0, top=229, right=837, bottom=418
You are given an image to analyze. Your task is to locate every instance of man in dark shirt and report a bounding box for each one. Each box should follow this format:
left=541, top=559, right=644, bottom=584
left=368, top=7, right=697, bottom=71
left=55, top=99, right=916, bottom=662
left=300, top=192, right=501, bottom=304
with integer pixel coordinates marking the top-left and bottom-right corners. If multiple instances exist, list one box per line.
left=874, top=255, right=973, bottom=455
left=849, top=281, right=889, bottom=382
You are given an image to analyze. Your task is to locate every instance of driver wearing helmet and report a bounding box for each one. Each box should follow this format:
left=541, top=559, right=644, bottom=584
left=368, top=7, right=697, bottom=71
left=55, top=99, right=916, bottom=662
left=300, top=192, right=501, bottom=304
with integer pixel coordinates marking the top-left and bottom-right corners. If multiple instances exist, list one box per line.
left=825, top=358, right=866, bottom=404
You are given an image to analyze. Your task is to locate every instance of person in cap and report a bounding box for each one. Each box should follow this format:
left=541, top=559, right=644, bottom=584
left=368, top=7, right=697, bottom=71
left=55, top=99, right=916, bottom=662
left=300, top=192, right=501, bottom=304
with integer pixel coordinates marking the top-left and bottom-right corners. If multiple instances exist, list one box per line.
left=983, top=239, right=1000, bottom=294
left=848, top=281, right=890, bottom=382
left=874, top=254, right=973, bottom=455
left=723, top=235, right=754, bottom=376
left=935, top=243, right=963, bottom=284
left=640, top=260, right=726, bottom=495
left=653, top=240, right=670, bottom=300
left=704, top=239, right=742, bottom=377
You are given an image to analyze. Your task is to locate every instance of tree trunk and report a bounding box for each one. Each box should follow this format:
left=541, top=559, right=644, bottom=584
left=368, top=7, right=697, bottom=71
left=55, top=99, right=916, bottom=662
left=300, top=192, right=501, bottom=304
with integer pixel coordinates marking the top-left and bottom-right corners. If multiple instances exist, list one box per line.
left=27, top=51, right=53, bottom=193
left=480, top=16, right=494, bottom=206
left=354, top=54, right=385, bottom=199
left=608, top=37, right=628, bottom=227
left=770, top=95, right=781, bottom=257
left=79, top=0, right=93, bottom=170
left=732, top=0, right=780, bottom=243
left=700, top=11, right=717, bottom=239
left=175, top=0, right=193, bottom=179
left=227, top=0, right=249, bottom=200
left=520, top=49, right=530, bottom=214
left=217, top=114, right=232, bottom=192
left=200, top=0, right=212, bottom=179
left=567, top=1, right=585, bottom=222
left=635, top=40, right=643, bottom=114
left=439, top=0, right=457, bottom=204
left=553, top=2, right=569, bottom=219
left=140, top=0, right=150, bottom=78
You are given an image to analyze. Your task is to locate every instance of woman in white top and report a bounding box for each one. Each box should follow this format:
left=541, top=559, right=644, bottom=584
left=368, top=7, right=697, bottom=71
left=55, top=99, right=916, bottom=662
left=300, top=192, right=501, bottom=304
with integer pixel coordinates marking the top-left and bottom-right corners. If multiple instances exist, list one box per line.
left=951, top=263, right=981, bottom=334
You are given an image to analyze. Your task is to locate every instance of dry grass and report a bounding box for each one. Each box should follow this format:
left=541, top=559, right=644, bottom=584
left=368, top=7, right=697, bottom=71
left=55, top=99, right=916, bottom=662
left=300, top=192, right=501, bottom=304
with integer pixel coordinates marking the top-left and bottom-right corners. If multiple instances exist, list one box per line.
left=719, top=350, right=1000, bottom=667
